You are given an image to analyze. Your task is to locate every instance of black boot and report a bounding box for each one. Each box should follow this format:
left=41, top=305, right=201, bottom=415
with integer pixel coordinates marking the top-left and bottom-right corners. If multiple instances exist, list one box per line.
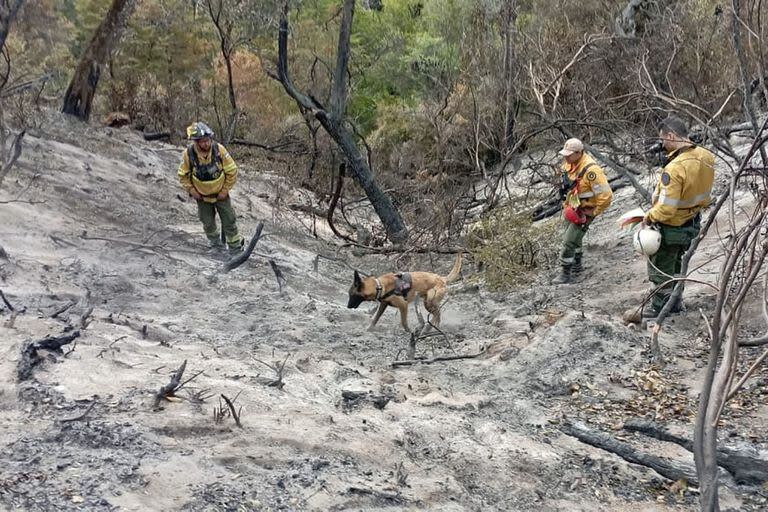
left=573, top=253, right=583, bottom=274
left=551, top=264, right=573, bottom=284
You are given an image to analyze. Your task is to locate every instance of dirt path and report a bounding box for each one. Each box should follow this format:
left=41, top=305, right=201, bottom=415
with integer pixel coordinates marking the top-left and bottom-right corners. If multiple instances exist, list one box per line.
left=0, top=113, right=765, bottom=511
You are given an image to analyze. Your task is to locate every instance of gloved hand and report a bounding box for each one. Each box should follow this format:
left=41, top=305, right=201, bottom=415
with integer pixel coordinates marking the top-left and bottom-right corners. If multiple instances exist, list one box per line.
left=189, top=190, right=202, bottom=200
left=216, top=190, right=229, bottom=200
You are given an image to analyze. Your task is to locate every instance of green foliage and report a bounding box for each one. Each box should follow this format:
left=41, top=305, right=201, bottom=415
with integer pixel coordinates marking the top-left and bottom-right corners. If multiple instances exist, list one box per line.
left=468, top=207, right=559, bottom=290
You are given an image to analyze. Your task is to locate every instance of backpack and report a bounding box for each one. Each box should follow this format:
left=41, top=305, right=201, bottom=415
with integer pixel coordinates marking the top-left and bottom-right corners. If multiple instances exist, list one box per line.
left=188, top=143, right=223, bottom=182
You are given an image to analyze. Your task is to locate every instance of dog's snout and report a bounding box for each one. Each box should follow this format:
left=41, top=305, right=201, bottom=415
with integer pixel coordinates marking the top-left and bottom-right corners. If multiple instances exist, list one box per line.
left=347, top=295, right=363, bottom=309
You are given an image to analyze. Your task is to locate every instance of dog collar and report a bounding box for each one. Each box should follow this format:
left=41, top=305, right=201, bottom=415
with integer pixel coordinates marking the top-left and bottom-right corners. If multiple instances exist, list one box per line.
left=374, top=278, right=383, bottom=300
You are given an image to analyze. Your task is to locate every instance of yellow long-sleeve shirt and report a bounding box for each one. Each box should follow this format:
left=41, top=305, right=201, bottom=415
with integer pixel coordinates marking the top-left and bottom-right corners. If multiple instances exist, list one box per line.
left=177, top=142, right=238, bottom=203
left=561, top=153, right=613, bottom=217
left=646, top=145, right=715, bottom=226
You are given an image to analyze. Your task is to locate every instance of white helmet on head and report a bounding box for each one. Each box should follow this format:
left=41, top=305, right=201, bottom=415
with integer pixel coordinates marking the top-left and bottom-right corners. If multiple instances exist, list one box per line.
left=634, top=227, right=662, bottom=256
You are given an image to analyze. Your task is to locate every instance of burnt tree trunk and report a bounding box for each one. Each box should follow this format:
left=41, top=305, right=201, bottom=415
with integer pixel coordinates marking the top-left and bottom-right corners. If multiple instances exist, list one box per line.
left=500, top=0, right=517, bottom=157
left=206, top=0, right=239, bottom=143
left=0, top=0, right=23, bottom=53
left=61, top=0, right=136, bottom=121
left=276, top=0, right=408, bottom=244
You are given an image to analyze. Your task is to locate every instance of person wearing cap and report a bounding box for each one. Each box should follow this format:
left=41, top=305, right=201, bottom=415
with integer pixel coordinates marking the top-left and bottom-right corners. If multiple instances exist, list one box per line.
left=635, top=115, right=715, bottom=318
left=551, top=138, right=613, bottom=284
left=178, top=122, right=244, bottom=255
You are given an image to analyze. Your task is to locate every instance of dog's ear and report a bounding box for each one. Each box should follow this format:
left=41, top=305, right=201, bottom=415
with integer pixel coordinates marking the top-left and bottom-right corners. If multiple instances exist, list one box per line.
left=353, top=270, right=362, bottom=288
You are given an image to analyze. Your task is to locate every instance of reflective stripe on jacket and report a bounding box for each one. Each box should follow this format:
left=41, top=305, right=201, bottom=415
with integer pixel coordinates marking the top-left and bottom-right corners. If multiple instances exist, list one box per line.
left=178, top=142, right=238, bottom=203
left=561, top=153, right=613, bottom=217
left=647, top=145, right=715, bottom=226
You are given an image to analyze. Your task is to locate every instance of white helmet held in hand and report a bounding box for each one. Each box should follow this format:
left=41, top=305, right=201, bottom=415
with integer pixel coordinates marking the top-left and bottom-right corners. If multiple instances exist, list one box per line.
left=633, top=227, right=662, bottom=256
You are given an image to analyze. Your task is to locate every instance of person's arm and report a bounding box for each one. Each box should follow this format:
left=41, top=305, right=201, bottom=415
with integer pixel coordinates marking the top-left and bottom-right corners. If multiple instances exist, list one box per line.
left=177, top=150, right=199, bottom=197
left=219, top=144, right=238, bottom=194
left=589, top=168, right=612, bottom=216
left=646, top=165, right=683, bottom=224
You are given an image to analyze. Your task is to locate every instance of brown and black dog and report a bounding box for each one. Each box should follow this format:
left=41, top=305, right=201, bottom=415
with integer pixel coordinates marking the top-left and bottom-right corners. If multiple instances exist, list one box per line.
left=347, top=254, right=462, bottom=332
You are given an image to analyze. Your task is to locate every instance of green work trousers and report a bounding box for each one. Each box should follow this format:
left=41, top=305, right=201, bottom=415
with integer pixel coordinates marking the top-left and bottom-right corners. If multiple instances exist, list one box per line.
left=196, top=197, right=242, bottom=248
left=560, top=218, right=592, bottom=264
left=647, top=221, right=699, bottom=310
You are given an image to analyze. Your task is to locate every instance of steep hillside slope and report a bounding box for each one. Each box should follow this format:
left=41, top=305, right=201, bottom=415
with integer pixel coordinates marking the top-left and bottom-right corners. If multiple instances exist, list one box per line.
left=0, top=113, right=765, bottom=511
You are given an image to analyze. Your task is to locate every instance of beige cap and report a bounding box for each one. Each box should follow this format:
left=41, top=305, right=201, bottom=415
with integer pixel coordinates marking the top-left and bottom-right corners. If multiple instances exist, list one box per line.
left=559, top=138, right=584, bottom=156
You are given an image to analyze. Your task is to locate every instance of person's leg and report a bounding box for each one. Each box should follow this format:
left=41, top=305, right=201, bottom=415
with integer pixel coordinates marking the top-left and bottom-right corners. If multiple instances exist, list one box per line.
left=553, top=223, right=587, bottom=284
left=197, top=200, right=222, bottom=247
left=215, top=198, right=243, bottom=252
left=648, top=241, right=681, bottom=311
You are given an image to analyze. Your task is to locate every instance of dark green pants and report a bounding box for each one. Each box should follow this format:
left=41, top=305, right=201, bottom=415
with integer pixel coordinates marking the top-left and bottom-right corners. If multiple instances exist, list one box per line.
left=196, top=197, right=242, bottom=248
left=560, top=218, right=592, bottom=264
left=647, top=221, right=699, bottom=310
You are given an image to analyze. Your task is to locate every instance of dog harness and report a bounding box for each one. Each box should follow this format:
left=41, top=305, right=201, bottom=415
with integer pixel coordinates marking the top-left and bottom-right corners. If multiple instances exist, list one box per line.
left=374, top=273, right=412, bottom=301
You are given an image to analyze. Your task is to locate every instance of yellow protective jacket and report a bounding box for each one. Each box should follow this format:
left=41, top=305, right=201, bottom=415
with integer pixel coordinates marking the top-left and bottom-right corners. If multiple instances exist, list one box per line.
left=561, top=153, right=613, bottom=217
left=178, top=142, right=238, bottom=203
left=647, top=145, right=715, bottom=226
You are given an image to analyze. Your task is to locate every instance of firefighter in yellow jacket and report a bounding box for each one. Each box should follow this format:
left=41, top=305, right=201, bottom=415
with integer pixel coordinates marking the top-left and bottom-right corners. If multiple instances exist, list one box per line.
left=552, top=138, right=613, bottom=284
left=178, top=122, right=244, bottom=255
left=639, top=115, right=715, bottom=317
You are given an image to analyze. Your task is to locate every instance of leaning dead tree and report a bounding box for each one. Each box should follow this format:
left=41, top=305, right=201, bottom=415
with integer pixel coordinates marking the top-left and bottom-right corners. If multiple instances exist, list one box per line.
left=645, top=120, right=768, bottom=509
left=205, top=0, right=242, bottom=143
left=275, top=0, right=408, bottom=244
left=692, top=122, right=768, bottom=511
left=61, top=0, right=137, bottom=121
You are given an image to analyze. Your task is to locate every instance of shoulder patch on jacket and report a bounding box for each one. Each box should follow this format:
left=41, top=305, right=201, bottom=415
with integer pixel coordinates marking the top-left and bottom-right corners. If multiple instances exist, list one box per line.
left=661, top=172, right=671, bottom=186
left=586, top=171, right=597, bottom=181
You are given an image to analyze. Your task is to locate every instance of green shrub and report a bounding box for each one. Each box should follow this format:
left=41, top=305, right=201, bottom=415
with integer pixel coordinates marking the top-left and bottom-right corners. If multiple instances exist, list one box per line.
left=468, top=207, right=559, bottom=290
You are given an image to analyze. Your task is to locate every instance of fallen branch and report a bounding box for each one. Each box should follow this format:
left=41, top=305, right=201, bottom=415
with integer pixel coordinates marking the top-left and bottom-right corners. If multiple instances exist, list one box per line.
left=341, top=389, right=393, bottom=410
left=391, top=347, right=486, bottom=368
left=623, top=419, right=768, bottom=485
left=17, top=330, right=81, bottom=381
left=560, top=421, right=699, bottom=485
left=58, top=401, right=96, bottom=423
left=142, top=131, right=170, bottom=142
left=231, top=137, right=306, bottom=153
left=223, top=222, right=264, bottom=272
left=347, top=486, right=407, bottom=505
left=49, top=301, right=75, bottom=319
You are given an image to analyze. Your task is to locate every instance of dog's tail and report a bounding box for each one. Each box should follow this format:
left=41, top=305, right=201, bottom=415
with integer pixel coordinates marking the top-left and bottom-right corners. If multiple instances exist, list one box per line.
left=444, top=253, right=462, bottom=283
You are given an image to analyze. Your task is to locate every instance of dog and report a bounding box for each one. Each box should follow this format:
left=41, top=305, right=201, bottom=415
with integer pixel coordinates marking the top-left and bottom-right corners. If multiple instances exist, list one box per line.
left=347, top=254, right=462, bottom=332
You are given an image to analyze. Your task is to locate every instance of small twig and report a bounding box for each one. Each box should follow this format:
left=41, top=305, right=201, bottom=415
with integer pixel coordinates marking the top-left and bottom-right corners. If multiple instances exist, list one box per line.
left=78, top=306, right=94, bottom=329
left=268, top=259, right=287, bottom=292
left=58, top=401, right=96, bottom=423
left=97, top=335, right=128, bottom=358
left=220, top=392, right=243, bottom=427
left=392, top=347, right=486, bottom=368
left=63, top=338, right=78, bottom=358
left=252, top=353, right=290, bottom=389
left=0, top=129, right=25, bottom=189
left=50, top=301, right=75, bottom=319
left=0, top=289, right=15, bottom=312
